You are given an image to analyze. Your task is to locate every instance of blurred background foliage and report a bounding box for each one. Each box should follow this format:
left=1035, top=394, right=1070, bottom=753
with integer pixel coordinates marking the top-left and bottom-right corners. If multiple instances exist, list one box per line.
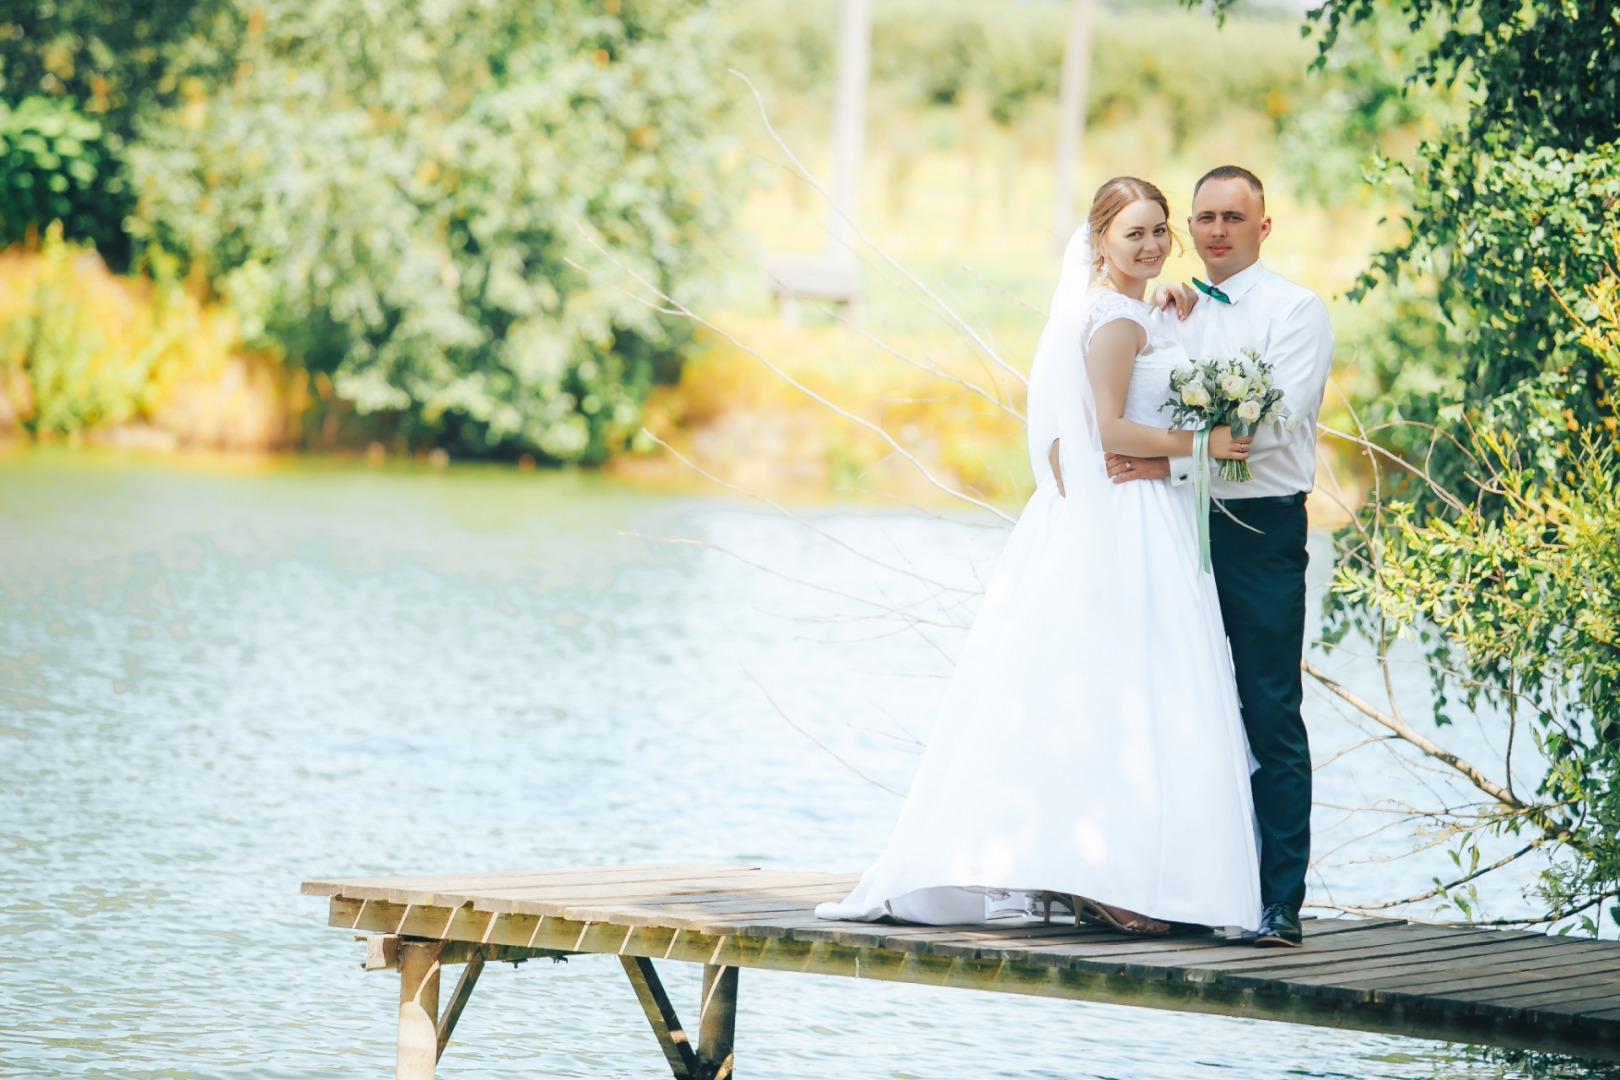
left=0, top=0, right=1598, bottom=485
left=0, top=95, right=131, bottom=263
left=1, top=0, right=735, bottom=462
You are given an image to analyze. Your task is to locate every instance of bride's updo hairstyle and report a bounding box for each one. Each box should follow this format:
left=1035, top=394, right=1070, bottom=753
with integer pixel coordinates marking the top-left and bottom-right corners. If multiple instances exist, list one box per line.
left=1087, top=176, right=1175, bottom=278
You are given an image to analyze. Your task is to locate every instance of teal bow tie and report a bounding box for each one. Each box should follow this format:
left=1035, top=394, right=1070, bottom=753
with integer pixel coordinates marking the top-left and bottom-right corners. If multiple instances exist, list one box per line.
left=1193, top=278, right=1232, bottom=304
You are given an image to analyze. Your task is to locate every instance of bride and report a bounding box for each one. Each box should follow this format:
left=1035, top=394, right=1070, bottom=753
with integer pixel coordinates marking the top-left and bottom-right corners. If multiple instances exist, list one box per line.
left=816, top=177, right=1263, bottom=935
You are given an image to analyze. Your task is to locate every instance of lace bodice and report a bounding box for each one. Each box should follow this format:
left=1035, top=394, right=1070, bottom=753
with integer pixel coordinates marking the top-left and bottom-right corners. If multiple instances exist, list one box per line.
left=1079, top=290, right=1189, bottom=428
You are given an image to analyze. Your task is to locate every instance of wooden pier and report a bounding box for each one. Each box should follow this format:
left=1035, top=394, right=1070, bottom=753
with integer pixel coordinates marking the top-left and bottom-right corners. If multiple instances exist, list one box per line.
left=302, top=863, right=1620, bottom=1076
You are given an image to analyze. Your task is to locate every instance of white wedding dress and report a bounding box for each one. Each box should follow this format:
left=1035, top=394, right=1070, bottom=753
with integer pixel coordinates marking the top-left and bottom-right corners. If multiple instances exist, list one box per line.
left=816, top=232, right=1263, bottom=930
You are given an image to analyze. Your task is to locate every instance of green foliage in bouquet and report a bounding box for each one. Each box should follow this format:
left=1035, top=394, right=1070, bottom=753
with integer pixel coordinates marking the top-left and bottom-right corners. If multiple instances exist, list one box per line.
left=127, top=0, right=736, bottom=463
left=0, top=96, right=132, bottom=262
left=1165, top=348, right=1287, bottom=482
left=1326, top=251, right=1620, bottom=932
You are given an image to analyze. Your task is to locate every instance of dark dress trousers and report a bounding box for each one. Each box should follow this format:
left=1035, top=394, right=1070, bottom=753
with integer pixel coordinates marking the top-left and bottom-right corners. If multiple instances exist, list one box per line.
left=1209, top=497, right=1311, bottom=912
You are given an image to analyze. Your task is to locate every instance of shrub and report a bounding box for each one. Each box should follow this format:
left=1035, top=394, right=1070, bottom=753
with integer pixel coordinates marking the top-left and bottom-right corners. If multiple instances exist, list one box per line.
left=0, top=223, right=242, bottom=437
left=0, top=96, right=131, bottom=264
left=128, top=0, right=736, bottom=463
left=1328, top=251, right=1620, bottom=930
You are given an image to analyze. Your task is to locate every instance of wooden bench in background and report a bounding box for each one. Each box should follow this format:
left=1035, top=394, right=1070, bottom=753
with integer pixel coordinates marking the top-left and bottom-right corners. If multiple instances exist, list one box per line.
left=761, top=252, right=863, bottom=328
left=302, top=863, right=1620, bottom=1078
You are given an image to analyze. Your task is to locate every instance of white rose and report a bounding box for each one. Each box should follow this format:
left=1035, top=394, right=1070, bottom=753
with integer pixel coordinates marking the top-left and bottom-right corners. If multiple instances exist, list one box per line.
left=1182, top=385, right=1210, bottom=408
left=1220, top=373, right=1248, bottom=399
left=1237, top=399, right=1262, bottom=423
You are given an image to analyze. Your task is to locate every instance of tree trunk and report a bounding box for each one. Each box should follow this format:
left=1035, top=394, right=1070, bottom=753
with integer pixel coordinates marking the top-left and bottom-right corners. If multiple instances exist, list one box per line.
left=1052, top=0, right=1094, bottom=250
left=829, top=0, right=873, bottom=256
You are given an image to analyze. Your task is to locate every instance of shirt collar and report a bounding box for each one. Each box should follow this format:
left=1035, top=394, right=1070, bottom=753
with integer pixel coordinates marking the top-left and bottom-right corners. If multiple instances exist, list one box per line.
left=1209, top=259, right=1268, bottom=305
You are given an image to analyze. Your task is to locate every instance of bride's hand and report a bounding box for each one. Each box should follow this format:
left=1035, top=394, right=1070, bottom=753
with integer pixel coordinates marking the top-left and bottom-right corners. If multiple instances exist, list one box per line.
left=1151, top=282, right=1199, bottom=320
left=1209, top=425, right=1252, bottom=461
left=1049, top=439, right=1066, bottom=497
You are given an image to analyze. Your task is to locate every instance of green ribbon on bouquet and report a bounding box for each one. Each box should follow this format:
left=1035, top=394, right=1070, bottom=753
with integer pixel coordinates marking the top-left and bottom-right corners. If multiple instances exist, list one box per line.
left=1193, top=426, right=1212, bottom=574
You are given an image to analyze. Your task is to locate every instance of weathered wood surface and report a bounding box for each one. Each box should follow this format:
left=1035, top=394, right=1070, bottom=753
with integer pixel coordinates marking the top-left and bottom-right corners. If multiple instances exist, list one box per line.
left=304, top=863, right=1620, bottom=1062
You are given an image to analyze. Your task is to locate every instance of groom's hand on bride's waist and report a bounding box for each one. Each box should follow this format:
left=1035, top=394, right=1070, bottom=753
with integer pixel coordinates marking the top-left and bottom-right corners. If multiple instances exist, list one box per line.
left=1106, top=454, right=1170, bottom=483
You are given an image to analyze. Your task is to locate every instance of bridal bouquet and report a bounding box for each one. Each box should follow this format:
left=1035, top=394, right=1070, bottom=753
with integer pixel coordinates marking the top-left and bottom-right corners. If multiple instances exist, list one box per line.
left=1164, top=348, right=1287, bottom=482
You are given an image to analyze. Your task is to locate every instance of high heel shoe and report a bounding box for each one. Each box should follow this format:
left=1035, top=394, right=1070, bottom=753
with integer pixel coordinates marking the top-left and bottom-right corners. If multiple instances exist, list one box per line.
left=1038, top=891, right=1168, bottom=936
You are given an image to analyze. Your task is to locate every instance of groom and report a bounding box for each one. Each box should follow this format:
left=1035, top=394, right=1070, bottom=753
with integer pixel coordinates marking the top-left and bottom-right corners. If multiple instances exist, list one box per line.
left=1110, top=166, right=1334, bottom=948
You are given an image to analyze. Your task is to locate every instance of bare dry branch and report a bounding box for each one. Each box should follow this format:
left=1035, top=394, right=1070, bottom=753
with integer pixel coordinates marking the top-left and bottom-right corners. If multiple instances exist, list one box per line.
left=742, top=665, right=904, bottom=796
left=1302, top=659, right=1525, bottom=809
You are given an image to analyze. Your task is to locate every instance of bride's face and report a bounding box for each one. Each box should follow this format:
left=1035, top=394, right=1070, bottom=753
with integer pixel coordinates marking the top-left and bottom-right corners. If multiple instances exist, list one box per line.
left=1100, top=200, right=1170, bottom=282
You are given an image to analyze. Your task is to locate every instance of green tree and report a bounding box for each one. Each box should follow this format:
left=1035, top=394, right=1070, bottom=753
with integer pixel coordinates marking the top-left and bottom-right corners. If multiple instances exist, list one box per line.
left=0, top=95, right=130, bottom=258
left=1299, top=0, right=1616, bottom=435
left=0, top=1, right=217, bottom=261
left=129, top=0, right=737, bottom=462
left=1329, top=252, right=1620, bottom=932
left=1224, top=0, right=1620, bottom=928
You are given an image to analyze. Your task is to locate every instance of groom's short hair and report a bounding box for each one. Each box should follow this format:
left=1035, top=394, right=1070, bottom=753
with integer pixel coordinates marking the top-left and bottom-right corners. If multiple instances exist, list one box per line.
left=1194, top=166, right=1265, bottom=211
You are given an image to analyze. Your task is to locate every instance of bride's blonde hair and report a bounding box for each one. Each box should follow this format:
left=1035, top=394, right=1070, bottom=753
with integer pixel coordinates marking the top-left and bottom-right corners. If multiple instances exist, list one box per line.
left=1087, top=176, right=1176, bottom=276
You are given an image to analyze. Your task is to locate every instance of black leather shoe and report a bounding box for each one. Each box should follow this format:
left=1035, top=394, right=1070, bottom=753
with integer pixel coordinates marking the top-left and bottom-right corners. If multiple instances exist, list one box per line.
left=1253, top=903, right=1303, bottom=948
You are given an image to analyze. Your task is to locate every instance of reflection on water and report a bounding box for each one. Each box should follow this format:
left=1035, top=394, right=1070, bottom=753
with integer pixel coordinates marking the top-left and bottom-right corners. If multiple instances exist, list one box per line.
left=0, top=450, right=1592, bottom=1078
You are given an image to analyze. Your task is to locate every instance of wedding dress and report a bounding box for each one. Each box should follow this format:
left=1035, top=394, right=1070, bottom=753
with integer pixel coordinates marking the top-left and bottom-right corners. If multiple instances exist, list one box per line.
left=816, top=229, right=1263, bottom=930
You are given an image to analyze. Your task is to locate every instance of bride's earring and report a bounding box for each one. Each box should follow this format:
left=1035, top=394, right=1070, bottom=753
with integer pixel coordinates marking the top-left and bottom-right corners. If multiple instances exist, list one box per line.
left=1094, top=257, right=1111, bottom=286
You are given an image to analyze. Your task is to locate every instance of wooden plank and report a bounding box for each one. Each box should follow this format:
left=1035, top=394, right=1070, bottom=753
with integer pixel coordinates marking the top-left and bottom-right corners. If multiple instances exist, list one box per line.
left=619, top=956, right=699, bottom=1079
left=1008, top=925, right=1440, bottom=977
left=558, top=894, right=855, bottom=929
left=302, top=863, right=751, bottom=897
left=1247, top=931, right=1567, bottom=980
left=364, top=934, right=400, bottom=971
left=455, top=875, right=858, bottom=917
left=551, top=877, right=860, bottom=909
left=334, top=868, right=836, bottom=909
left=1207, top=924, right=1505, bottom=967
left=316, top=865, right=824, bottom=906
left=1357, top=947, right=1620, bottom=997
left=1463, top=974, right=1620, bottom=1010
left=1469, top=967, right=1620, bottom=1003
left=470, top=869, right=855, bottom=900
left=435, top=951, right=484, bottom=1062
left=1252, top=935, right=1574, bottom=991
left=1301, top=918, right=1408, bottom=937
left=1206, top=930, right=1566, bottom=984
left=561, top=895, right=859, bottom=928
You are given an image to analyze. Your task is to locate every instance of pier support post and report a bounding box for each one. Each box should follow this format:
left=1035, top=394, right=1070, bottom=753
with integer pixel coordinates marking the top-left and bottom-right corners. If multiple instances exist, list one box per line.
left=397, top=939, right=443, bottom=1080
left=698, top=964, right=738, bottom=1080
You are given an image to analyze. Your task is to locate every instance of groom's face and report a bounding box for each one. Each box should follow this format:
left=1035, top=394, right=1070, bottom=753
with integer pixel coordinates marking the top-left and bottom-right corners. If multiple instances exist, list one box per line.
left=1188, top=178, right=1271, bottom=283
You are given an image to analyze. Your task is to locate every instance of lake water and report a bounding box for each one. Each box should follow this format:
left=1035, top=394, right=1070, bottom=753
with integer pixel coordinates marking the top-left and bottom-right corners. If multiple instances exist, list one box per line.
left=0, top=450, right=1597, bottom=1079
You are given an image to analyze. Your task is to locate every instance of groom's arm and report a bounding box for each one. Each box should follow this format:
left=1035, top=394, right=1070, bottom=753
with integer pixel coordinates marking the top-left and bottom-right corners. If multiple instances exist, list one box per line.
left=1242, top=292, right=1335, bottom=469
left=1105, top=453, right=1170, bottom=482
left=1120, top=295, right=1332, bottom=485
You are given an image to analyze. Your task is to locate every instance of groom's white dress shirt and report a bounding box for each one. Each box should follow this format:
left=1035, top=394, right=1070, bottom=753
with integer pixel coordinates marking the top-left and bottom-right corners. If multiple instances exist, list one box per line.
left=1163, top=260, right=1335, bottom=500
